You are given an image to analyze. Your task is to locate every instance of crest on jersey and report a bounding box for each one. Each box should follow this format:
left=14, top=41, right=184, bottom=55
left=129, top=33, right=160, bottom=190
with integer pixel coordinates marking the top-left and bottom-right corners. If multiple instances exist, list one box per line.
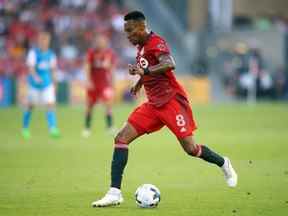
left=38, top=61, right=50, bottom=69
left=139, top=57, right=149, bottom=69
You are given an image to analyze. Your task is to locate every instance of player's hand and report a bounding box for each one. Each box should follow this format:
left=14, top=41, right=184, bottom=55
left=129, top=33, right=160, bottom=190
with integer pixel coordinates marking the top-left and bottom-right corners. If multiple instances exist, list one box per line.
left=128, top=64, right=144, bottom=76
left=128, top=64, right=137, bottom=75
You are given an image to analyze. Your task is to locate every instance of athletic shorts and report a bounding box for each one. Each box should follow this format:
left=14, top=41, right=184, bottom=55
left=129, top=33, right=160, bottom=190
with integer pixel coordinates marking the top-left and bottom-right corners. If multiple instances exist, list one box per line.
left=27, top=85, right=56, bottom=105
left=128, top=94, right=197, bottom=139
left=87, top=86, right=114, bottom=105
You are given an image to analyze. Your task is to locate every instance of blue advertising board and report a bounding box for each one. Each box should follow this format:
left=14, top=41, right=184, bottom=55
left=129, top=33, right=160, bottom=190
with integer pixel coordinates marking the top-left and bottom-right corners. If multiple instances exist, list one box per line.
left=0, top=76, right=14, bottom=107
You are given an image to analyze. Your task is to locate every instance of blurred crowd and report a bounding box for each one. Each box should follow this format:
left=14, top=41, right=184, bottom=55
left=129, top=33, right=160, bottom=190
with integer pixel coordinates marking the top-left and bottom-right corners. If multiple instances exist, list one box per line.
left=224, top=14, right=288, bottom=100
left=0, top=0, right=136, bottom=80
left=233, top=13, right=288, bottom=32
left=220, top=43, right=288, bottom=100
left=1, top=0, right=288, bottom=102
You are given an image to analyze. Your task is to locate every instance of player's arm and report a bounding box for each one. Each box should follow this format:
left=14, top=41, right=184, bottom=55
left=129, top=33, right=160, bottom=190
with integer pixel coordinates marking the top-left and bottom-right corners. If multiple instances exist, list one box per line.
left=130, top=77, right=143, bottom=96
left=84, top=58, right=93, bottom=89
left=129, top=54, right=175, bottom=76
left=50, top=53, right=58, bottom=84
left=147, top=54, right=175, bottom=74
left=26, top=50, right=41, bottom=82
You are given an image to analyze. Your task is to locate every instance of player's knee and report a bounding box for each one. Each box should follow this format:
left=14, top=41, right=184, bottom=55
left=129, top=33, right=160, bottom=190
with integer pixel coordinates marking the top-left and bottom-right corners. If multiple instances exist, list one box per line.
left=114, top=133, right=129, bottom=148
left=86, top=104, right=93, bottom=112
left=179, top=137, right=202, bottom=157
left=187, top=144, right=202, bottom=157
left=86, top=108, right=92, bottom=115
left=114, top=133, right=121, bottom=144
left=27, top=104, right=33, bottom=111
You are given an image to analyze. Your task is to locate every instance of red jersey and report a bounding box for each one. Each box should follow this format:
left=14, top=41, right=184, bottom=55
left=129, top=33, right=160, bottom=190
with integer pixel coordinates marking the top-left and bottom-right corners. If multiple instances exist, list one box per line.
left=86, top=48, right=116, bottom=89
left=136, top=32, right=187, bottom=107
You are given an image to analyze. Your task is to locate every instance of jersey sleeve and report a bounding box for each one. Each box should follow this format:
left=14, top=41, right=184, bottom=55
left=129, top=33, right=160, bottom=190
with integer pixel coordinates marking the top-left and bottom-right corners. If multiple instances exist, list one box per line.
left=50, top=52, right=57, bottom=68
left=26, top=49, right=36, bottom=67
left=146, top=37, right=170, bottom=58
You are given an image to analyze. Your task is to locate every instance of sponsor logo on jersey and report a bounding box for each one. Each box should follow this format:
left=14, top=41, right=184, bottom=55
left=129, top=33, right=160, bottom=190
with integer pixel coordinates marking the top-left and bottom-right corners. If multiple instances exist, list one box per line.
left=180, top=127, right=187, bottom=133
left=139, top=57, right=149, bottom=69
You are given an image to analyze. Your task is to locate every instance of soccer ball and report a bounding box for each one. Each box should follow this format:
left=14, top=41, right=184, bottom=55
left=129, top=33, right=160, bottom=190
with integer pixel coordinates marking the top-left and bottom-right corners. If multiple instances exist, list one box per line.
left=135, top=184, right=161, bottom=208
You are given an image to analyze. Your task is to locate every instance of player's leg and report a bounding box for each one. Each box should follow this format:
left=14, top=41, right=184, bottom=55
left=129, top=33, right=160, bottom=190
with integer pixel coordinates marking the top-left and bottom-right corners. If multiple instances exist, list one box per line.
left=91, top=122, right=140, bottom=207
left=46, top=103, right=60, bottom=137
left=22, top=85, right=38, bottom=139
left=44, top=85, right=60, bottom=137
left=83, top=102, right=94, bottom=137
left=159, top=95, right=237, bottom=187
left=104, top=103, right=117, bottom=136
left=111, top=122, right=144, bottom=187
left=104, top=102, right=113, bottom=129
left=83, top=90, right=96, bottom=137
left=92, top=103, right=163, bottom=207
left=179, top=136, right=225, bottom=166
left=22, top=103, right=33, bottom=139
left=178, top=136, right=237, bottom=187
left=102, top=87, right=115, bottom=132
left=110, top=103, right=163, bottom=190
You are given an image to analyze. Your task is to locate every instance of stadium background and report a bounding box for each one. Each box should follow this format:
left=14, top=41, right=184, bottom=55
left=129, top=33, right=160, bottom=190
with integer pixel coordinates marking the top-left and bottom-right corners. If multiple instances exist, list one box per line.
left=0, top=1, right=288, bottom=216
left=1, top=0, right=287, bottom=106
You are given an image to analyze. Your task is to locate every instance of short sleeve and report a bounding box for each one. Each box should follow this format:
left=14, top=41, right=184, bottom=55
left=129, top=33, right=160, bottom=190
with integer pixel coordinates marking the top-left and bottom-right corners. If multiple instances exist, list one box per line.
left=50, top=52, right=57, bottom=68
left=26, top=49, right=36, bottom=67
left=147, top=37, right=170, bottom=57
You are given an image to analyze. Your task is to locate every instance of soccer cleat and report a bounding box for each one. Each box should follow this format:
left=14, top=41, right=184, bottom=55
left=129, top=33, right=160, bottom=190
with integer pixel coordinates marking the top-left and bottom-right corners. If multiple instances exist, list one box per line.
left=49, top=127, right=61, bottom=138
left=221, top=157, right=238, bottom=187
left=22, top=128, right=31, bottom=139
left=91, top=187, right=124, bottom=207
left=82, top=129, right=91, bottom=138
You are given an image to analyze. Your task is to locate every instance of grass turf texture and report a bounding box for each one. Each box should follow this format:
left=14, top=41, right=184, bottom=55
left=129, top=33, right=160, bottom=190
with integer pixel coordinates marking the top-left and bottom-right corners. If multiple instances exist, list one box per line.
left=0, top=103, right=287, bottom=216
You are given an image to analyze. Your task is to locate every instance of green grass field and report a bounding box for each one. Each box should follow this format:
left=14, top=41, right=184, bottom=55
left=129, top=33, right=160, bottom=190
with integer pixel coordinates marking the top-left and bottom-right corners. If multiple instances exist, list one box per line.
left=0, top=103, right=288, bottom=216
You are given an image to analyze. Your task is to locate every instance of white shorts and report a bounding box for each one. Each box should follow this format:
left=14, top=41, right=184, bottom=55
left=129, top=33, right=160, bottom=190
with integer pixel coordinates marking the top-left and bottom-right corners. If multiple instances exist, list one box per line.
left=27, top=85, right=56, bottom=105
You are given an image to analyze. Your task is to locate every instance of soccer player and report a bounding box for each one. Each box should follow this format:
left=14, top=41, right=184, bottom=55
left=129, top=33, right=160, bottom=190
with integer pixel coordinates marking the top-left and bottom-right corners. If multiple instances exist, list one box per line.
left=82, top=33, right=117, bottom=137
left=21, top=31, right=60, bottom=139
left=91, top=11, right=238, bottom=207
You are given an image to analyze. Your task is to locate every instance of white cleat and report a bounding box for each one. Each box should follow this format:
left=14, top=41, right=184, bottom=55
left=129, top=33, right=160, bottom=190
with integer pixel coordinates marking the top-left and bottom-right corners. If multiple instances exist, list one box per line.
left=91, top=187, right=124, bottom=207
left=221, top=157, right=238, bottom=187
left=82, top=129, right=91, bottom=138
